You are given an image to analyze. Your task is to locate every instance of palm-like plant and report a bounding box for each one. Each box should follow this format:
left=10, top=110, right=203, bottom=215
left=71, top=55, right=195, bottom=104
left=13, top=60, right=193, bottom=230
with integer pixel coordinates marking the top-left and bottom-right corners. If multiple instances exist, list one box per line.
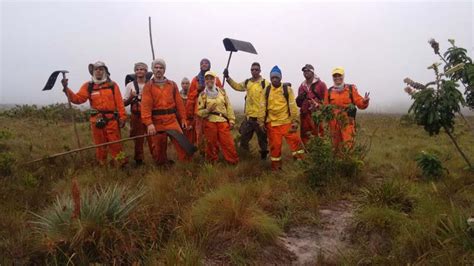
left=31, top=184, right=145, bottom=263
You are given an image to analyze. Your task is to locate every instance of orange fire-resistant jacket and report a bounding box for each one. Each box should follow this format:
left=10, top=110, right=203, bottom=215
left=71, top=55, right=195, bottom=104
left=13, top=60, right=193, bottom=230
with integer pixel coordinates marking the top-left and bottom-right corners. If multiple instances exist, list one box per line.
left=141, top=79, right=186, bottom=131
left=66, top=81, right=126, bottom=122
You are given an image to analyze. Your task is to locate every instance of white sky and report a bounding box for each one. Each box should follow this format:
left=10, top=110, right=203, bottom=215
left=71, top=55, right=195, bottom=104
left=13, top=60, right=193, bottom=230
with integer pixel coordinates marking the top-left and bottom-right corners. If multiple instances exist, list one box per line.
left=1, top=0, right=473, bottom=113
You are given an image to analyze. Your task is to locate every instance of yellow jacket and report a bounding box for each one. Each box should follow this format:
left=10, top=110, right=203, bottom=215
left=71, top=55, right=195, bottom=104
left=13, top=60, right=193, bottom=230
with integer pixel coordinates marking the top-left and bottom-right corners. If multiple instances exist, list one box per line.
left=228, top=77, right=269, bottom=119
left=260, top=84, right=299, bottom=126
left=197, top=87, right=236, bottom=124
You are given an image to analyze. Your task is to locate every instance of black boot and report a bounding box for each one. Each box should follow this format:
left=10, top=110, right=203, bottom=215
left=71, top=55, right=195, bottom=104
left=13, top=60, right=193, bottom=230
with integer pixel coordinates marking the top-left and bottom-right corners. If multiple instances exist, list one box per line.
left=260, top=150, right=268, bottom=160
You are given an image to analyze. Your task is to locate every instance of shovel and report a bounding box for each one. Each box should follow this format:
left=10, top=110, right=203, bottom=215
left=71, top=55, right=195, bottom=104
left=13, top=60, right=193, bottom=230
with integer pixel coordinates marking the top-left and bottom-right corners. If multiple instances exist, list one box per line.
left=222, top=38, right=258, bottom=88
left=42, top=70, right=82, bottom=149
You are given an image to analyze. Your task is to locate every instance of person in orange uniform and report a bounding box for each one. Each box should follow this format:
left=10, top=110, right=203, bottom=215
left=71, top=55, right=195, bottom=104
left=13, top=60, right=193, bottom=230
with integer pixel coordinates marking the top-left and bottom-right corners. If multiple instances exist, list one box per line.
left=295, top=64, right=328, bottom=143
left=324, top=67, right=370, bottom=151
left=141, top=58, right=188, bottom=166
left=185, top=59, right=222, bottom=151
left=260, top=66, right=304, bottom=170
left=197, top=71, right=238, bottom=164
left=61, top=61, right=127, bottom=166
left=123, top=62, right=153, bottom=166
left=180, top=77, right=190, bottom=105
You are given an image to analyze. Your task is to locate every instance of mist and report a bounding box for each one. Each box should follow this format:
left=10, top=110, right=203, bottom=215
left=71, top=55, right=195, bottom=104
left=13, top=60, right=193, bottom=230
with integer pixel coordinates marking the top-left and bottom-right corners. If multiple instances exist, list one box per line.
left=1, top=0, right=473, bottom=113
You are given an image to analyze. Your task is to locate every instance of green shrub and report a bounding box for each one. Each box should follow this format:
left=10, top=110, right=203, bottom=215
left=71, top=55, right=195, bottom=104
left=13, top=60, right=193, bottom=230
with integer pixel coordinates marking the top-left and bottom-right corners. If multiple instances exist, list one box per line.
left=0, top=152, right=15, bottom=176
left=0, top=104, right=88, bottom=122
left=359, top=181, right=415, bottom=213
left=415, top=151, right=446, bottom=180
left=300, top=136, right=363, bottom=188
left=189, top=184, right=281, bottom=245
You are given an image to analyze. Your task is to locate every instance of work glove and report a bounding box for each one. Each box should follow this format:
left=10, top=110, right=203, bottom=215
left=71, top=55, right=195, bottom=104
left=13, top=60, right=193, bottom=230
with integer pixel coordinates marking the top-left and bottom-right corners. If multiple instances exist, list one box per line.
left=61, top=78, right=68, bottom=92
left=223, top=68, right=229, bottom=79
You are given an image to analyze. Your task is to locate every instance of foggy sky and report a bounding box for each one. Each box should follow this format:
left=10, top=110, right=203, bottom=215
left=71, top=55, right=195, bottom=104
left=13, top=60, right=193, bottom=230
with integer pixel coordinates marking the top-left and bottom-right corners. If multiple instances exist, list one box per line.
left=1, top=0, right=473, bottom=113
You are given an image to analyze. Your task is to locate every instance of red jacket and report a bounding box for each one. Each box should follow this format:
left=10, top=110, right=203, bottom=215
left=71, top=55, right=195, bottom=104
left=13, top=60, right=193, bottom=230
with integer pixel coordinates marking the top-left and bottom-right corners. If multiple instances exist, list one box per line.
left=296, top=79, right=327, bottom=114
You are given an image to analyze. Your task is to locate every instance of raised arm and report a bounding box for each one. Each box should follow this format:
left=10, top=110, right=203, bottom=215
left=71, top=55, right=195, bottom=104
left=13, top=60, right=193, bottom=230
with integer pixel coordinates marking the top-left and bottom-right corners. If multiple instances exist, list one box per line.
left=351, top=85, right=369, bottom=110
left=65, top=82, right=90, bottom=105
left=227, top=78, right=246, bottom=92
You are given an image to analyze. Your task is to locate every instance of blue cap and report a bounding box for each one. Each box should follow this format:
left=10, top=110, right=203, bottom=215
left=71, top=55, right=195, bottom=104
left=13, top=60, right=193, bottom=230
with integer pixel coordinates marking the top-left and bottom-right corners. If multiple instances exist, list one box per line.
left=270, top=65, right=282, bottom=78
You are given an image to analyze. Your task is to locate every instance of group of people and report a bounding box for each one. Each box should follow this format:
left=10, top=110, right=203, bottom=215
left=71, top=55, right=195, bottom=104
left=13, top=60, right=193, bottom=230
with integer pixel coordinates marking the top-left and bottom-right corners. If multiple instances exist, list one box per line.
left=61, top=58, right=370, bottom=170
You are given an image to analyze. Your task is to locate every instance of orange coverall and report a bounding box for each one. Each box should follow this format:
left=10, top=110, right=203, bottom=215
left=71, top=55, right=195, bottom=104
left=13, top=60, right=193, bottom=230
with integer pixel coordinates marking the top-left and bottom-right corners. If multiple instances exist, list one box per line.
left=129, top=97, right=153, bottom=162
left=324, top=84, right=368, bottom=150
left=185, top=76, right=222, bottom=149
left=141, top=79, right=188, bottom=165
left=66, top=81, right=127, bottom=165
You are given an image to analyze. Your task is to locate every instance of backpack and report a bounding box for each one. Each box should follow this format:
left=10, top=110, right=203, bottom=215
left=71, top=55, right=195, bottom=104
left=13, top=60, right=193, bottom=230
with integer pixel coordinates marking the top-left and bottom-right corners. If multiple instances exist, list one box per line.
left=264, top=83, right=290, bottom=123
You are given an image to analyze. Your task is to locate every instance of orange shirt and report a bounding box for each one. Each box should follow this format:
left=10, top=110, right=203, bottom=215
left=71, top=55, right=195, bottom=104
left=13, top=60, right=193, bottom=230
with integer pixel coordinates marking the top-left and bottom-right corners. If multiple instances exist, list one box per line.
left=141, top=79, right=186, bottom=130
left=66, top=81, right=126, bottom=121
left=324, top=84, right=368, bottom=110
left=185, top=76, right=222, bottom=119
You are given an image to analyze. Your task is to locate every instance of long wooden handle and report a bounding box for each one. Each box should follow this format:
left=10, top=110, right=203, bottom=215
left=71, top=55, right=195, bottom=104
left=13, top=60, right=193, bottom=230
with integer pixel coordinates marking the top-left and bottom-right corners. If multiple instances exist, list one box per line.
left=62, top=72, right=82, bottom=149
left=222, top=51, right=233, bottom=89
left=149, top=16, right=155, bottom=60
left=25, top=134, right=150, bottom=165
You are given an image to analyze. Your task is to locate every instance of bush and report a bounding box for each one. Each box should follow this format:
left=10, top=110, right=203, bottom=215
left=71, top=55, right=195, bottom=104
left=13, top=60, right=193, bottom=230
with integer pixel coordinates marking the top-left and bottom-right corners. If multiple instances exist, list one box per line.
left=359, top=181, right=415, bottom=213
left=189, top=184, right=281, bottom=245
left=0, top=152, right=15, bottom=177
left=0, top=104, right=88, bottom=122
left=31, top=184, right=145, bottom=264
left=415, top=151, right=446, bottom=180
left=300, top=137, right=363, bottom=188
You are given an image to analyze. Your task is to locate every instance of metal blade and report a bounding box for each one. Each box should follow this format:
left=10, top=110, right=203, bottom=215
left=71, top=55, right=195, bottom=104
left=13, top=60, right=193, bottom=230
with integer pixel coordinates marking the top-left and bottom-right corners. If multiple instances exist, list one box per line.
left=42, top=70, right=69, bottom=91
left=223, top=38, right=258, bottom=54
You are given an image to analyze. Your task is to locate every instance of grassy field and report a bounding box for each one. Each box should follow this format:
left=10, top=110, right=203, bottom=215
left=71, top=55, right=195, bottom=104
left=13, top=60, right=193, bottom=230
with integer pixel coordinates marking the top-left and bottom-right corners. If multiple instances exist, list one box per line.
left=0, top=105, right=473, bottom=265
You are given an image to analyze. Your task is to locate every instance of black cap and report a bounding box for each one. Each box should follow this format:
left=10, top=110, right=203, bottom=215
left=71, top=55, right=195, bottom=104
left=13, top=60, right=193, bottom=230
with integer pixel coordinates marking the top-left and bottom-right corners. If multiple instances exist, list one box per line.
left=301, top=64, right=314, bottom=72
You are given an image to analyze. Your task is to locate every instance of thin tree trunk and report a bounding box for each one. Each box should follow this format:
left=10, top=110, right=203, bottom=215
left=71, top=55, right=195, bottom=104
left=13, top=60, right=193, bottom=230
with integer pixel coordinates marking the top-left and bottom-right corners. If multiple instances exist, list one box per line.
left=444, top=127, right=472, bottom=168
left=458, top=111, right=474, bottom=135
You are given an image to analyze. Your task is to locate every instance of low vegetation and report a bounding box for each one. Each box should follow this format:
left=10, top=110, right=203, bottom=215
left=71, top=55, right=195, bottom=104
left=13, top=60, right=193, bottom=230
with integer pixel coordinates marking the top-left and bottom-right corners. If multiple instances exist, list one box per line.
left=0, top=104, right=473, bottom=264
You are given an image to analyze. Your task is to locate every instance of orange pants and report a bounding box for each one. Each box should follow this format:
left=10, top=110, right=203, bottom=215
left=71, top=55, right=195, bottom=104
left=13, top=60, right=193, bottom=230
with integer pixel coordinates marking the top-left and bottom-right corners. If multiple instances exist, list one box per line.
left=130, top=113, right=153, bottom=161
left=90, top=118, right=125, bottom=165
left=266, top=123, right=304, bottom=170
left=329, top=116, right=356, bottom=151
left=300, top=113, right=324, bottom=144
left=186, top=117, right=205, bottom=156
left=150, top=121, right=188, bottom=165
left=203, top=120, right=239, bottom=164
